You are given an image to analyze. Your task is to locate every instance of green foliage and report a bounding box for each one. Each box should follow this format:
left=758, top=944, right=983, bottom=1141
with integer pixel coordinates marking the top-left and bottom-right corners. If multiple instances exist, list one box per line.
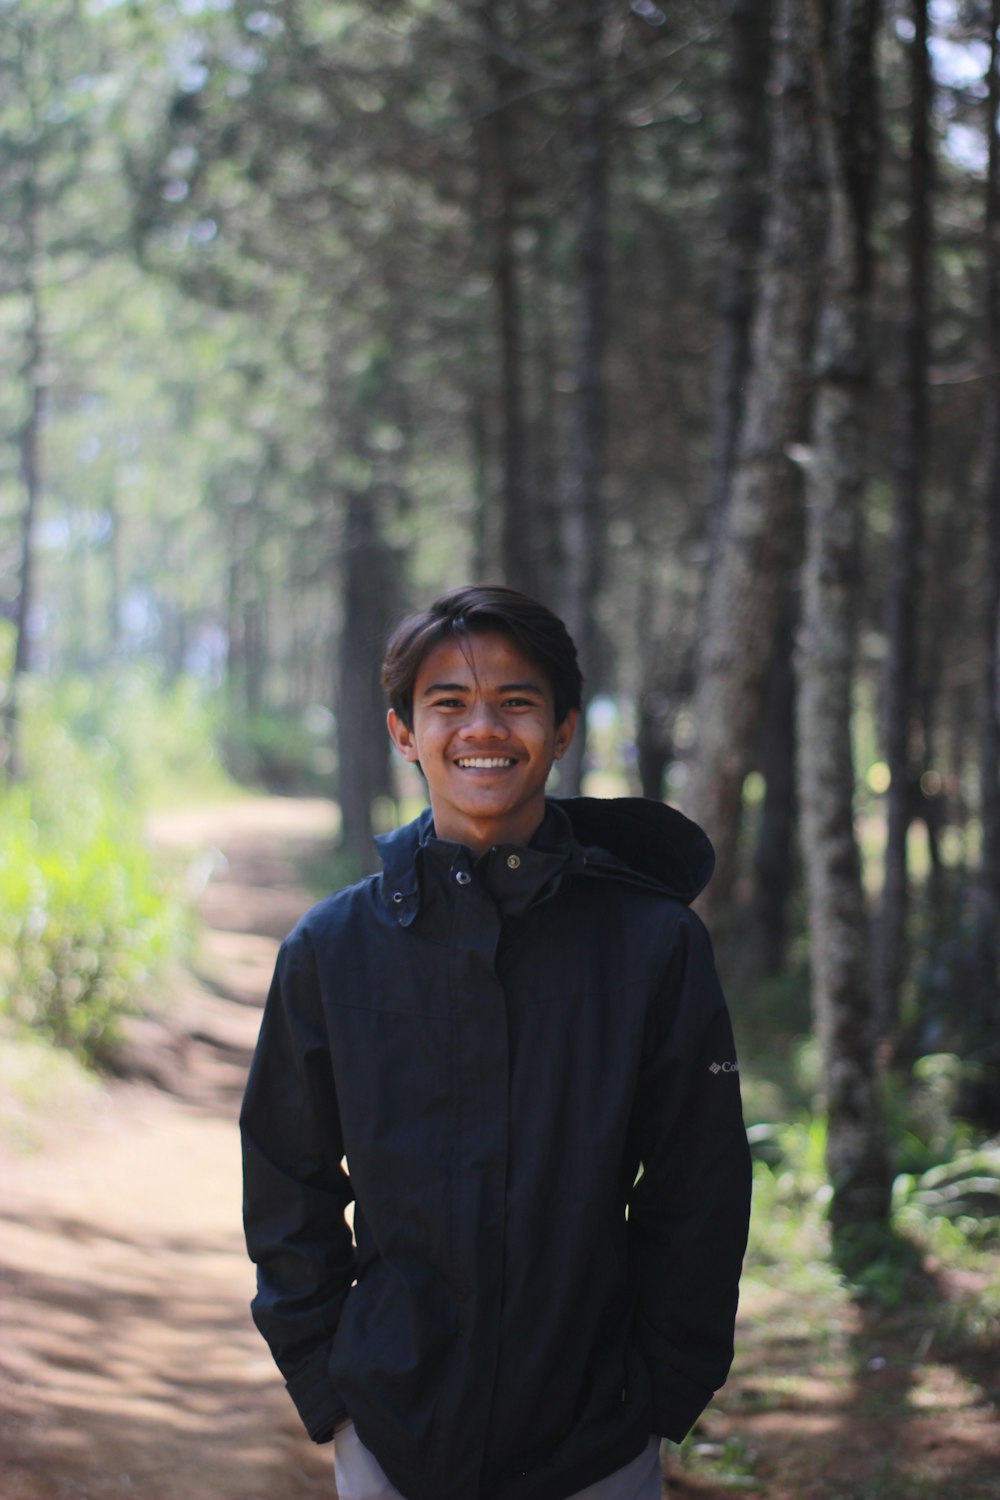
left=25, top=668, right=228, bottom=809
left=220, top=706, right=335, bottom=795
left=672, top=1431, right=761, bottom=1491
left=0, top=680, right=193, bottom=1067
left=884, top=1052, right=982, bottom=1175
left=831, top=1221, right=928, bottom=1306
left=746, top=1104, right=1000, bottom=1300
left=745, top=1119, right=835, bottom=1282
left=893, top=1146, right=1000, bottom=1247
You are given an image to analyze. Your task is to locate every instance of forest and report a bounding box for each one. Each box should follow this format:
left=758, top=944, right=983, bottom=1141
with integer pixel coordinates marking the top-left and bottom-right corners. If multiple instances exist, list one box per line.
left=1, top=0, right=999, bottom=1493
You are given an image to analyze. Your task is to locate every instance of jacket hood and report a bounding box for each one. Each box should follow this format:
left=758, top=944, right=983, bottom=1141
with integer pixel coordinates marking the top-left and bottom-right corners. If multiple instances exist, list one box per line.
left=375, top=796, right=714, bottom=913
left=556, top=796, right=714, bottom=905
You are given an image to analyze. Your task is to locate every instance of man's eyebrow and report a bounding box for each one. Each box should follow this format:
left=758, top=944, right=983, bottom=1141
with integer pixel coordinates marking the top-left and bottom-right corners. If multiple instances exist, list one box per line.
left=420, top=681, right=470, bottom=697
left=420, top=679, right=547, bottom=697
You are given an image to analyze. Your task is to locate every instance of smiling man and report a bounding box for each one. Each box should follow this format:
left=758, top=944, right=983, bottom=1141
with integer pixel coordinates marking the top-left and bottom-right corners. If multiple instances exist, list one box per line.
left=241, top=584, right=751, bottom=1500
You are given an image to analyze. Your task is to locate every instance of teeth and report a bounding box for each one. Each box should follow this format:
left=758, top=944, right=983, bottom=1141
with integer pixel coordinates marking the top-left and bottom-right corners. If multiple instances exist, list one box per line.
left=456, top=757, right=515, bottom=769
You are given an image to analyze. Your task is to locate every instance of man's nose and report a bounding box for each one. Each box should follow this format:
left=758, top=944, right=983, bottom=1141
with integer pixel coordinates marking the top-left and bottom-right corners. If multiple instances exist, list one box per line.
left=461, top=700, right=508, bottom=737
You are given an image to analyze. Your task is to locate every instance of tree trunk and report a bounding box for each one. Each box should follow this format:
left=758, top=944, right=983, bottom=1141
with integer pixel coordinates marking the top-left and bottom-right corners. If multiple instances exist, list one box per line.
left=558, top=0, right=610, bottom=797
left=337, top=489, right=396, bottom=875
left=796, top=0, right=891, bottom=1250
left=480, top=2, right=534, bottom=596
left=707, top=0, right=773, bottom=534
left=687, top=0, right=825, bottom=927
left=243, top=593, right=264, bottom=716
left=225, top=505, right=247, bottom=713
left=974, top=0, right=1000, bottom=1031
left=744, top=595, right=799, bottom=980
left=3, top=182, right=44, bottom=782
left=877, top=0, right=932, bottom=1047
left=469, top=380, right=493, bottom=582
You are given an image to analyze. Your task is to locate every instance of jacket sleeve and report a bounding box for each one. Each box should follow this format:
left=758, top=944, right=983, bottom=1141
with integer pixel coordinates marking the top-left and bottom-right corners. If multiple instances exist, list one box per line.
left=627, top=908, right=751, bottom=1444
left=240, top=927, right=357, bottom=1443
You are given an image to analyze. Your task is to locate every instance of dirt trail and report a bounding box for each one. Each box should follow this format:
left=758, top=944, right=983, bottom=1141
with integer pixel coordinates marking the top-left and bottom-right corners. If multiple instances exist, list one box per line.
left=0, top=798, right=339, bottom=1500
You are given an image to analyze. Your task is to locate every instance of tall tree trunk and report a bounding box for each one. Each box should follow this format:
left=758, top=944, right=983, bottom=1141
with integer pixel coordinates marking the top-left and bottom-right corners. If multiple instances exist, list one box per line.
left=974, top=0, right=1000, bottom=1031
left=797, top=0, right=891, bottom=1251
left=707, top=0, right=773, bottom=534
left=636, top=0, right=770, bottom=810
left=243, top=592, right=264, bottom=716
left=559, top=0, right=610, bottom=796
left=877, top=0, right=932, bottom=1046
left=337, top=490, right=396, bottom=875
left=745, top=596, right=799, bottom=979
left=3, top=180, right=44, bottom=782
left=480, top=3, right=534, bottom=595
left=687, top=0, right=825, bottom=927
left=469, top=380, right=493, bottom=581
left=225, top=506, right=247, bottom=713
left=531, top=222, right=563, bottom=589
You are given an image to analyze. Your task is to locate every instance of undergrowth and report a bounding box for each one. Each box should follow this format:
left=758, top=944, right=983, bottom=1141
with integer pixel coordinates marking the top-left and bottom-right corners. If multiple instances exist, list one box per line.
left=0, top=673, right=201, bottom=1067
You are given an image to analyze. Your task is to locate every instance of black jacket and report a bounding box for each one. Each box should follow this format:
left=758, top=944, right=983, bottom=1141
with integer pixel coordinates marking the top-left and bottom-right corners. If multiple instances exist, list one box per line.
left=241, top=797, right=751, bottom=1500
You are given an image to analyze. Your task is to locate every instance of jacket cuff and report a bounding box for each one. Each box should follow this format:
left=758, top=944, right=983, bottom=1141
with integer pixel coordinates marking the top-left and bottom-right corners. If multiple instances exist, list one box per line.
left=284, top=1346, right=348, bottom=1444
left=650, top=1372, right=716, bottom=1445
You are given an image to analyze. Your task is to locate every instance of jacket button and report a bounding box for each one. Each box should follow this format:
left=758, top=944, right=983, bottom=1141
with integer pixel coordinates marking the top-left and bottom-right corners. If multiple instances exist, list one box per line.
left=506, top=854, right=521, bottom=870
left=455, top=870, right=472, bottom=885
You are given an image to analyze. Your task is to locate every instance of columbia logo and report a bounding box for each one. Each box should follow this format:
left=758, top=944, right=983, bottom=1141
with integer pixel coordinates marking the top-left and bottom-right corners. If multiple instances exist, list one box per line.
left=709, top=1061, right=739, bottom=1075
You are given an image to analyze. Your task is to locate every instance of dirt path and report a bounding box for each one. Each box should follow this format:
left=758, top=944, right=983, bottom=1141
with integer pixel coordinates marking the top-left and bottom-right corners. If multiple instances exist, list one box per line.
left=0, top=798, right=339, bottom=1500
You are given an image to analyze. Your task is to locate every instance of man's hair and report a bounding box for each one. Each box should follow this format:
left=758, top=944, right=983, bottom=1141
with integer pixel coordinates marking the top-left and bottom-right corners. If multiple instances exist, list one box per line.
left=382, top=584, right=583, bottom=729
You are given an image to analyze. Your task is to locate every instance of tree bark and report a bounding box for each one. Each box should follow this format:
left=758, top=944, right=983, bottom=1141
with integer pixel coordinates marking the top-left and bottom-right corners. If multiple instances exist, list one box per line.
left=974, top=0, right=1000, bottom=1031
left=3, top=178, right=44, bottom=782
left=337, top=489, right=396, bottom=875
left=687, top=0, right=825, bottom=926
left=745, top=596, right=799, bottom=979
left=877, top=0, right=932, bottom=1046
left=480, top=2, right=535, bottom=596
left=707, top=0, right=773, bottom=534
left=796, top=0, right=891, bottom=1247
left=558, top=0, right=610, bottom=796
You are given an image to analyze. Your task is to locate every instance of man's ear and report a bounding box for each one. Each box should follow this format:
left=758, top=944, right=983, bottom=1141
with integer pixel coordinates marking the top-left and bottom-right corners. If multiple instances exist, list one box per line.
left=553, top=708, right=578, bottom=761
left=387, top=708, right=420, bottom=762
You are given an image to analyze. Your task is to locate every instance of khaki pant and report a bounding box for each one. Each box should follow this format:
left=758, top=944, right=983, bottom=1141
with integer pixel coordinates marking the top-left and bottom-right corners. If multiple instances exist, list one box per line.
left=333, top=1423, right=663, bottom=1500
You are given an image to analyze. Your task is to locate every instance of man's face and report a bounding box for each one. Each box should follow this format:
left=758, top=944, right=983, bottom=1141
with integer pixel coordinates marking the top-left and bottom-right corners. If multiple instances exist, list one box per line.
left=387, top=629, right=576, bottom=855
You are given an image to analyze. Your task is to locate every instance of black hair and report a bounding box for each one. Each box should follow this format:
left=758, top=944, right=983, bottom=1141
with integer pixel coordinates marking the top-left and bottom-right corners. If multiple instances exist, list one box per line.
left=381, top=584, right=583, bottom=729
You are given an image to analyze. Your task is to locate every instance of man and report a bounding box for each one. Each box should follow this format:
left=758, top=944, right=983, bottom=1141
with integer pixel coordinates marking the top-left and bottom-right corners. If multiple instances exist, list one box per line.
left=241, top=584, right=751, bottom=1500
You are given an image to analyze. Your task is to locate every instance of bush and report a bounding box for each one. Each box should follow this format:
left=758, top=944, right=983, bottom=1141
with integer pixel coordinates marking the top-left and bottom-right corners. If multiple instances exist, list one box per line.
left=26, top=667, right=228, bottom=808
left=0, top=707, right=189, bottom=1068
left=893, top=1146, right=1000, bottom=1247
left=220, top=706, right=335, bottom=794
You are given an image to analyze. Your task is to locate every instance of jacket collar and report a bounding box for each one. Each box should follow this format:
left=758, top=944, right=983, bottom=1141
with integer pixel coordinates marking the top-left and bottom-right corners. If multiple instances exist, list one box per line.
left=374, top=803, right=574, bottom=928
left=374, top=796, right=714, bottom=928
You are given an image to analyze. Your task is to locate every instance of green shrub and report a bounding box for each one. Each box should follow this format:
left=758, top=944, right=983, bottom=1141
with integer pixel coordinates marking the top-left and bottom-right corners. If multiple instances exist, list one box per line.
left=0, top=718, right=188, bottom=1068
left=892, top=1145, right=1000, bottom=1246
left=24, top=667, right=228, bottom=808
left=220, top=706, right=335, bottom=794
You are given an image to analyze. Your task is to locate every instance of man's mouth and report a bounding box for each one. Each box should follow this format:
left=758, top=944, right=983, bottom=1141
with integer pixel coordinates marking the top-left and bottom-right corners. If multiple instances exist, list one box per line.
left=455, top=757, right=517, bottom=769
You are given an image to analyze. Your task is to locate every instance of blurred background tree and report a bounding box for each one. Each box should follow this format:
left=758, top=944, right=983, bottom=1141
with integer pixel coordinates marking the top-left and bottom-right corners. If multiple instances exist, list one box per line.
left=1, top=0, right=999, bottom=1260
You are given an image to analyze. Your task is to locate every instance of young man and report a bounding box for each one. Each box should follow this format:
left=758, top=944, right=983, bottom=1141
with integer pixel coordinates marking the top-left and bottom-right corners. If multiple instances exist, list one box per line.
left=241, top=584, right=751, bottom=1500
